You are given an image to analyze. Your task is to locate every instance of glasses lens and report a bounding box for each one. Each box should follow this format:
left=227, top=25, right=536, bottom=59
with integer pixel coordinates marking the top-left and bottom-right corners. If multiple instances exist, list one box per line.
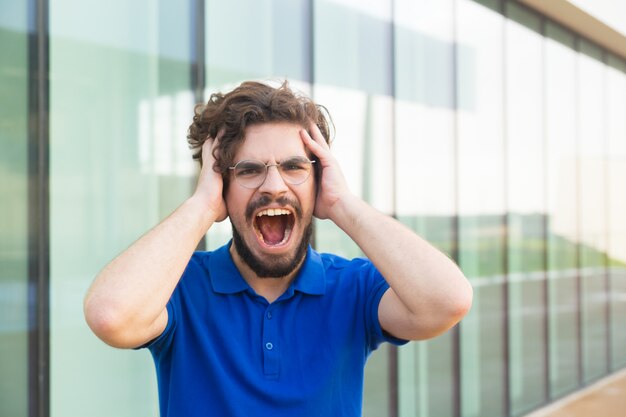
left=278, top=157, right=312, bottom=185
left=234, top=160, right=266, bottom=188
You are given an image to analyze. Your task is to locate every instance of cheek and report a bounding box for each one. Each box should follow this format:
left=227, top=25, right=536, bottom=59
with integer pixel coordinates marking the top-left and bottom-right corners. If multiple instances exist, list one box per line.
left=301, top=184, right=317, bottom=213
left=225, top=189, right=248, bottom=220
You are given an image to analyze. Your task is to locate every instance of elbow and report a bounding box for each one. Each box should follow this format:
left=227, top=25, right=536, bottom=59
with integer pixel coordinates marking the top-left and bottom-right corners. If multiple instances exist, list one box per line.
left=454, top=276, right=473, bottom=321
left=83, top=295, right=134, bottom=349
left=415, top=276, right=473, bottom=341
left=445, top=272, right=473, bottom=329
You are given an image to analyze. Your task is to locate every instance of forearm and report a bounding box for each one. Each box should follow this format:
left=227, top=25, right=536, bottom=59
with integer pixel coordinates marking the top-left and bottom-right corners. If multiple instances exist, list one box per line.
left=301, top=123, right=471, bottom=338
left=84, top=195, right=217, bottom=347
left=331, top=196, right=472, bottom=337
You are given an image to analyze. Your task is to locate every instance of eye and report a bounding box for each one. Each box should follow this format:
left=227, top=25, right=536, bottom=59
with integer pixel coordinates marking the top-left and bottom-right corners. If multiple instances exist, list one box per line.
left=281, top=158, right=309, bottom=171
left=235, top=161, right=264, bottom=177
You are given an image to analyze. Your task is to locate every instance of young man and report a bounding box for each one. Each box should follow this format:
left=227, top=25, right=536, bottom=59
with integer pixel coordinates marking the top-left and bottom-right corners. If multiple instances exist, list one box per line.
left=84, top=81, right=472, bottom=416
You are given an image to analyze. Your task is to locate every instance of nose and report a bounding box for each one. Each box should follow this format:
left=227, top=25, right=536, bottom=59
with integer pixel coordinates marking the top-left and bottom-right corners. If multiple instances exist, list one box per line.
left=258, top=165, right=288, bottom=195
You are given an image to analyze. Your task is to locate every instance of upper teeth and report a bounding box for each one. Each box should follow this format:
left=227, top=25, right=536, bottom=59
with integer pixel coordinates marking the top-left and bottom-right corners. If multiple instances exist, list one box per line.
left=257, top=208, right=290, bottom=217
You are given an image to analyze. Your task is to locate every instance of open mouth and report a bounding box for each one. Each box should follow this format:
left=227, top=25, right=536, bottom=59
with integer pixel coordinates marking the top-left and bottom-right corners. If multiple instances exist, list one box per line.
left=253, top=208, right=295, bottom=247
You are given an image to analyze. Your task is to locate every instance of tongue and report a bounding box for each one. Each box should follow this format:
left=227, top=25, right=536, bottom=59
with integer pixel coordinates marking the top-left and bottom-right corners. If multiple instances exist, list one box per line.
left=257, top=216, right=287, bottom=245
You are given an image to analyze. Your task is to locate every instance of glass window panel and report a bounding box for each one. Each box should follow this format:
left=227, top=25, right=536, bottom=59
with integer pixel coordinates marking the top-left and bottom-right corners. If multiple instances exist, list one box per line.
left=456, top=1, right=506, bottom=416
left=606, top=55, right=626, bottom=370
left=50, top=0, right=195, bottom=415
left=504, top=4, right=547, bottom=415
left=399, top=334, right=456, bottom=417
left=312, top=0, right=394, bottom=253
left=204, top=0, right=312, bottom=250
left=544, top=22, right=580, bottom=398
left=0, top=3, right=28, bottom=416
left=393, top=0, right=456, bottom=416
left=206, top=0, right=311, bottom=86
left=315, top=0, right=392, bottom=96
left=577, top=39, right=609, bottom=383
left=314, top=1, right=394, bottom=415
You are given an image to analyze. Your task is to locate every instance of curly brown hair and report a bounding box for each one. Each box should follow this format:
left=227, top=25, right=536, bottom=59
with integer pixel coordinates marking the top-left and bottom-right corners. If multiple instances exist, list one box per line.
left=187, top=80, right=333, bottom=186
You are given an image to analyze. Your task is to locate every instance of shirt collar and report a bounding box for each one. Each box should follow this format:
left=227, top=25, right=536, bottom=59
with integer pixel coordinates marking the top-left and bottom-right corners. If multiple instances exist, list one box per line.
left=208, top=241, right=326, bottom=296
left=208, top=242, right=249, bottom=294
left=291, top=246, right=326, bottom=295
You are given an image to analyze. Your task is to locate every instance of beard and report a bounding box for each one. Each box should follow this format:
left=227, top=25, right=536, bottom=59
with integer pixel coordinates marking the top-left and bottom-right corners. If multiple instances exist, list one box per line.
left=231, top=195, right=313, bottom=278
left=231, top=221, right=313, bottom=278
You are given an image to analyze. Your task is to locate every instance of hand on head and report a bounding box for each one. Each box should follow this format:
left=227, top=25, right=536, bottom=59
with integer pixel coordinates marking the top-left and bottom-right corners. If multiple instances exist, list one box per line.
left=300, top=122, right=351, bottom=221
left=194, top=132, right=228, bottom=223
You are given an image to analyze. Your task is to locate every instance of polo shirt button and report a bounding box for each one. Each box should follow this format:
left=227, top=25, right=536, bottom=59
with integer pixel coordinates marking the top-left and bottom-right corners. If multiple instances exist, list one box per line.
left=266, top=311, right=272, bottom=319
left=265, top=342, right=274, bottom=350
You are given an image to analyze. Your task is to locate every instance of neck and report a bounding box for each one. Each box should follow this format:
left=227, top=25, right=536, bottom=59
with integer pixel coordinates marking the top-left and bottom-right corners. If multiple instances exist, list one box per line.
left=229, top=244, right=303, bottom=303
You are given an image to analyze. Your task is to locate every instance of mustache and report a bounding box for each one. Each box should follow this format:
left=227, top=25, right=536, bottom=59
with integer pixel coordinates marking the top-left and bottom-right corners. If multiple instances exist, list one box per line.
left=245, top=195, right=303, bottom=220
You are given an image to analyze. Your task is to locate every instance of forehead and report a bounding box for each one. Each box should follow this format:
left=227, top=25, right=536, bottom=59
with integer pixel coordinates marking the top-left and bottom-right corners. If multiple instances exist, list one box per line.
left=234, top=122, right=307, bottom=161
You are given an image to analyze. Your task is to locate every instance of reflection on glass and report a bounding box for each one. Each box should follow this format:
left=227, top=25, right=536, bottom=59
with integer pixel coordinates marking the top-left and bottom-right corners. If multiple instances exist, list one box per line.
left=577, top=40, right=609, bottom=384
left=545, top=22, right=580, bottom=398
left=204, top=0, right=312, bottom=250
left=393, top=0, right=456, bottom=416
left=0, top=4, right=28, bottom=416
left=505, top=4, right=547, bottom=415
left=314, top=1, right=394, bottom=415
left=315, top=0, right=392, bottom=96
left=606, top=55, right=626, bottom=370
left=206, top=0, right=311, bottom=87
left=457, top=1, right=506, bottom=416
left=50, top=0, right=194, bottom=415
left=10, top=0, right=626, bottom=416
left=312, top=86, right=394, bottom=259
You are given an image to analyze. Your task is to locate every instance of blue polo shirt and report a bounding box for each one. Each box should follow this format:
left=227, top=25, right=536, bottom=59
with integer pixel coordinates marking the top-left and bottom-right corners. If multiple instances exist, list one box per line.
left=145, top=242, right=406, bottom=417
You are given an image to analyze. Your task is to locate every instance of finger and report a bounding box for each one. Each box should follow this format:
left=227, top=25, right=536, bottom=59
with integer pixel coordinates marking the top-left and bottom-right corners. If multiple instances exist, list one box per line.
left=202, top=128, right=225, bottom=169
left=201, top=138, right=214, bottom=164
left=214, top=127, right=225, bottom=142
left=308, top=122, right=330, bottom=150
left=300, top=129, right=330, bottom=162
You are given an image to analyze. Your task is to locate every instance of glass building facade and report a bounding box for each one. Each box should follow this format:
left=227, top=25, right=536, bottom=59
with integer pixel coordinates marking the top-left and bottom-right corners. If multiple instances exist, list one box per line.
left=1, top=0, right=625, bottom=416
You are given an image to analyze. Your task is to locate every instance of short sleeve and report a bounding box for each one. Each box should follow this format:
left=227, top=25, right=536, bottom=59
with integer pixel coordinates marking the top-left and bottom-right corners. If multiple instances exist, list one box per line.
left=364, top=264, right=409, bottom=351
left=140, top=299, right=177, bottom=356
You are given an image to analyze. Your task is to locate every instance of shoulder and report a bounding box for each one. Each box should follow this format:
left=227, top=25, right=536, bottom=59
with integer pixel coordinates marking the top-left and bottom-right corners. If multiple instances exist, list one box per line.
left=174, top=249, right=220, bottom=294
left=316, top=251, right=385, bottom=292
left=319, top=251, right=376, bottom=274
left=185, top=243, right=231, bottom=278
left=182, top=251, right=212, bottom=279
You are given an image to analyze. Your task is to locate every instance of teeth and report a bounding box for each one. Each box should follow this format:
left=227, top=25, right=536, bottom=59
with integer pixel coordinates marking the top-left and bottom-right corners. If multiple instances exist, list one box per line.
left=257, top=208, right=291, bottom=217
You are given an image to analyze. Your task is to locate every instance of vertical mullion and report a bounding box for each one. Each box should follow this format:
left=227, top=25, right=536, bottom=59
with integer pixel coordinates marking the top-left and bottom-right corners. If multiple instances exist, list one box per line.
left=388, top=345, right=399, bottom=417
left=305, top=0, right=314, bottom=86
left=191, top=0, right=206, bottom=251
left=451, top=0, right=462, bottom=416
left=601, top=49, right=612, bottom=377
left=501, top=0, right=511, bottom=415
left=573, top=35, right=584, bottom=389
left=388, top=0, right=398, bottom=416
left=309, top=0, right=317, bottom=249
left=191, top=0, right=205, bottom=104
left=539, top=14, right=552, bottom=405
left=27, top=0, right=49, bottom=416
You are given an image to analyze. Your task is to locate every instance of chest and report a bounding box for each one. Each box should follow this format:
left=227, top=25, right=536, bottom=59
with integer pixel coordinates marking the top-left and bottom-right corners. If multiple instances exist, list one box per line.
left=173, top=288, right=369, bottom=385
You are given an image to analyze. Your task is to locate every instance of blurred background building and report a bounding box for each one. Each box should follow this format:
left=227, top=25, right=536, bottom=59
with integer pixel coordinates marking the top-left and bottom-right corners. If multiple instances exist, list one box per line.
left=1, top=0, right=625, bottom=416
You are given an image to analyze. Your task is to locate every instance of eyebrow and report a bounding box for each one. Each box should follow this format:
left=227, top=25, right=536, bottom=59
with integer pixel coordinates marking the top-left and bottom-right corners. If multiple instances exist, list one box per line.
left=235, top=154, right=311, bottom=163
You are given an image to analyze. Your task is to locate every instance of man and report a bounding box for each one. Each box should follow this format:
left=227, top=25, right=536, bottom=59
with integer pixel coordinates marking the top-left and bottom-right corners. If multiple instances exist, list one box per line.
left=84, top=80, right=472, bottom=416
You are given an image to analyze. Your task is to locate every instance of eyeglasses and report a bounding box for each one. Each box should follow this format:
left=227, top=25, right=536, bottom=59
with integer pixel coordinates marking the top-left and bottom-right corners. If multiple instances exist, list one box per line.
left=228, top=156, right=316, bottom=189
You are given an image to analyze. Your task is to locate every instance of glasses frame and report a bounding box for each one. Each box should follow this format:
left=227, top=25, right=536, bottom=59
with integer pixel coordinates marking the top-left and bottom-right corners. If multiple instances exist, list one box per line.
left=228, top=156, right=317, bottom=189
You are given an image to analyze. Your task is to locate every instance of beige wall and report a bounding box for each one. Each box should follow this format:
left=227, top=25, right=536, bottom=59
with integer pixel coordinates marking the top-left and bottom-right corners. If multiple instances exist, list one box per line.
left=568, top=0, right=626, bottom=36
left=518, top=0, right=626, bottom=59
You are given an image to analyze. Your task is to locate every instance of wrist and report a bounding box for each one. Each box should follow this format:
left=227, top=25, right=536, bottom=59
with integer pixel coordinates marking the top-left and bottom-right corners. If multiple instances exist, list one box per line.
left=186, top=194, right=222, bottom=225
left=329, top=194, right=366, bottom=231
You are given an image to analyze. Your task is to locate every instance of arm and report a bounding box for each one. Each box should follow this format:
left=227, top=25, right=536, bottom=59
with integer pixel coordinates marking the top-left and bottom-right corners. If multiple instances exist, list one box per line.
left=301, top=126, right=472, bottom=341
left=84, top=138, right=227, bottom=349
